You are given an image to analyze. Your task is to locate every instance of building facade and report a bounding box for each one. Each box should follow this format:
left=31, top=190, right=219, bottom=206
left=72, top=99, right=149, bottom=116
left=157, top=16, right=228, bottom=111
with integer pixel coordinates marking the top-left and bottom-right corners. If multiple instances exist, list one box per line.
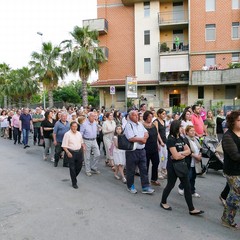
left=84, top=0, right=240, bottom=111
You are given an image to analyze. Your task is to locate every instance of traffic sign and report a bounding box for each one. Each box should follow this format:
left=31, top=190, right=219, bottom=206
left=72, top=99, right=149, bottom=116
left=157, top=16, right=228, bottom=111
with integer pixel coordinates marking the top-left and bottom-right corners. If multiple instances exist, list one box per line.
left=110, top=86, right=115, bottom=95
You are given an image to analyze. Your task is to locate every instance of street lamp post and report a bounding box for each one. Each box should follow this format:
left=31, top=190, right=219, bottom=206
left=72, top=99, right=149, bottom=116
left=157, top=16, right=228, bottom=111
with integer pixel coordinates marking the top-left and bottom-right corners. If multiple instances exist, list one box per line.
left=37, top=32, right=46, bottom=109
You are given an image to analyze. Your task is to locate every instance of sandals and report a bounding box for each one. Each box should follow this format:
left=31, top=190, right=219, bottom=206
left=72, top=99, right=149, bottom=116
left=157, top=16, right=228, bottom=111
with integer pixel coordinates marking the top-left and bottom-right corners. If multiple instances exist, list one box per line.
left=221, top=218, right=240, bottom=230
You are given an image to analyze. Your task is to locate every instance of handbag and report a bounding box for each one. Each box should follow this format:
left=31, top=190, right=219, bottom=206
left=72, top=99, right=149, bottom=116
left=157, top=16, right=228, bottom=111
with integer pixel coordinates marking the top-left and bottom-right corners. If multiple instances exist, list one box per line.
left=172, top=160, right=189, bottom=177
left=118, top=134, right=134, bottom=151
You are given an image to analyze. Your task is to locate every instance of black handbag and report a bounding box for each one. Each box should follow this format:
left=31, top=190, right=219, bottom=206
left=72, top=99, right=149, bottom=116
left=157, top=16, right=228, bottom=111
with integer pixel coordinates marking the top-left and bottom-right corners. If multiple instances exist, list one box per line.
left=118, top=134, right=134, bottom=151
left=172, top=160, right=189, bottom=177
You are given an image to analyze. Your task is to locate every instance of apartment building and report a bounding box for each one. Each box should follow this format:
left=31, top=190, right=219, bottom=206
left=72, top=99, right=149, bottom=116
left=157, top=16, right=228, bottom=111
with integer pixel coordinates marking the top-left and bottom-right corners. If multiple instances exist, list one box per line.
left=84, top=0, right=240, bottom=111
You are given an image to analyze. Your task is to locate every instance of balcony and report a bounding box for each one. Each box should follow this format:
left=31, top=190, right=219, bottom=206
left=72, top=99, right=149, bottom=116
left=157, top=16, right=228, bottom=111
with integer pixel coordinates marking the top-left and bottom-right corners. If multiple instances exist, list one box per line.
left=122, top=0, right=155, bottom=5
left=191, top=68, right=240, bottom=86
left=159, top=71, right=189, bottom=85
left=158, top=41, right=189, bottom=55
left=158, top=10, right=188, bottom=29
left=82, top=18, right=108, bottom=35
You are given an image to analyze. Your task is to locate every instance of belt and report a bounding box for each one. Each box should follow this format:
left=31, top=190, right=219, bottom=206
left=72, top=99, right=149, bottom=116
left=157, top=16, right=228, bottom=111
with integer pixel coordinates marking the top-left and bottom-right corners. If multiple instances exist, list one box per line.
left=83, top=137, right=96, bottom=141
left=68, top=149, right=81, bottom=153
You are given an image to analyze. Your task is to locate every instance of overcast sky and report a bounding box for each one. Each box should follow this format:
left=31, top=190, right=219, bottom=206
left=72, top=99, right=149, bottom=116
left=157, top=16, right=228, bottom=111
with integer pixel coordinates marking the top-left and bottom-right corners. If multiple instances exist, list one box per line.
left=0, top=0, right=97, bottom=82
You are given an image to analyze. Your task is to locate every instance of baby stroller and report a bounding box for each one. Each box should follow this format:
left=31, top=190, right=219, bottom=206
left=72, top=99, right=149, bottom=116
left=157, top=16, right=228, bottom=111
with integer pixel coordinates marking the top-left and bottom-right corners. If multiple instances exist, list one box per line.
left=202, top=136, right=223, bottom=172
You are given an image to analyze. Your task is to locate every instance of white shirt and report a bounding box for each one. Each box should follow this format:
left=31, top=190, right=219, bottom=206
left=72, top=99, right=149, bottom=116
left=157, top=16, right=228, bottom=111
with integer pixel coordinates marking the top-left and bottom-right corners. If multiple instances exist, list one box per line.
left=62, top=130, right=83, bottom=151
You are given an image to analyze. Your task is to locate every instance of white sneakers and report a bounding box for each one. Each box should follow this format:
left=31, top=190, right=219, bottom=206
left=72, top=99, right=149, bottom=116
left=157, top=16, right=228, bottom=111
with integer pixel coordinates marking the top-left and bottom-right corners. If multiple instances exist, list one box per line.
left=178, top=187, right=184, bottom=196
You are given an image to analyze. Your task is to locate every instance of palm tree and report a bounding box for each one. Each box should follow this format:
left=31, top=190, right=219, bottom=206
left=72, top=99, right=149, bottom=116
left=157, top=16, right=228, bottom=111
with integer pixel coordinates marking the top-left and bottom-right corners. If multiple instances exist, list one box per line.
left=0, top=63, right=11, bottom=108
left=17, top=67, right=39, bottom=107
left=29, top=42, right=67, bottom=108
left=61, top=26, right=105, bottom=107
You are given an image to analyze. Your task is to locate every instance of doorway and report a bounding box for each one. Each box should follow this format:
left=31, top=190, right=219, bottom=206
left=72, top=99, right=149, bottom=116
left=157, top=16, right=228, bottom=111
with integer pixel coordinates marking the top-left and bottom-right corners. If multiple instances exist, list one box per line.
left=169, top=94, right=181, bottom=107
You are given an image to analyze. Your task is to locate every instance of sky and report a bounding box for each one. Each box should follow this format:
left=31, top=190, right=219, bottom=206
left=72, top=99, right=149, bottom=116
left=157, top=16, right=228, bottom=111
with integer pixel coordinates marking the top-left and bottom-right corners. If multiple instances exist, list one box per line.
left=0, top=0, right=97, bottom=82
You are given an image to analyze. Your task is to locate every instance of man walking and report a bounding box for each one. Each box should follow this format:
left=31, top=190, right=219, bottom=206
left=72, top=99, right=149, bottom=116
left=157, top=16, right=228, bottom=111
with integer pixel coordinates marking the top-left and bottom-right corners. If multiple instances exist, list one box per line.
left=32, top=107, right=44, bottom=145
left=53, top=112, right=70, bottom=167
left=62, top=122, right=85, bottom=189
left=124, top=110, right=154, bottom=194
left=191, top=105, right=206, bottom=138
left=11, top=109, right=22, bottom=144
left=80, top=112, right=100, bottom=176
left=19, top=108, right=33, bottom=149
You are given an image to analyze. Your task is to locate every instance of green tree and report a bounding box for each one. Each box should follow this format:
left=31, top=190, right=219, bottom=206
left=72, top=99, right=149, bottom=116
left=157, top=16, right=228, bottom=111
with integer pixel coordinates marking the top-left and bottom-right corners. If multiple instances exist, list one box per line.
left=0, top=63, right=11, bottom=108
left=29, top=42, right=67, bottom=108
left=61, top=26, right=105, bottom=107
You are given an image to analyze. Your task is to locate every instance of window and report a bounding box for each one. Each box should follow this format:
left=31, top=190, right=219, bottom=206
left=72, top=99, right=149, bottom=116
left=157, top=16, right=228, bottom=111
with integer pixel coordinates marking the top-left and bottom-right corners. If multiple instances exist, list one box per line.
left=225, top=85, right=236, bottom=99
left=206, top=24, right=216, bottom=41
left=232, top=0, right=240, bottom=9
left=144, top=30, right=150, bottom=45
left=116, top=88, right=125, bottom=102
left=206, top=54, right=216, bottom=67
left=232, top=53, right=239, bottom=62
left=232, top=22, right=239, bottom=39
left=144, top=2, right=150, bottom=17
left=206, top=0, right=215, bottom=11
left=144, top=58, right=151, bottom=74
left=198, top=87, right=204, bottom=99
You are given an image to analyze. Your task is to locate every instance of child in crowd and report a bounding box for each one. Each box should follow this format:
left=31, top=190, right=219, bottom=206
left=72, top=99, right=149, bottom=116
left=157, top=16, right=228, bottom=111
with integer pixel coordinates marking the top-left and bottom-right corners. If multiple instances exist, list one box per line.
left=112, top=125, right=126, bottom=183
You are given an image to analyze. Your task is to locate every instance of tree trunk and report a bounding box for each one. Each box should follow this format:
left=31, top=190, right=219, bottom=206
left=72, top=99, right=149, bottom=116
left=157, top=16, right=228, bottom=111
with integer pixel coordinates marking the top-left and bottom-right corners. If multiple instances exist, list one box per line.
left=18, top=98, right=22, bottom=108
left=8, top=97, right=11, bottom=109
left=81, top=78, right=88, bottom=107
left=4, top=96, right=7, bottom=109
left=48, top=90, right=54, bottom=108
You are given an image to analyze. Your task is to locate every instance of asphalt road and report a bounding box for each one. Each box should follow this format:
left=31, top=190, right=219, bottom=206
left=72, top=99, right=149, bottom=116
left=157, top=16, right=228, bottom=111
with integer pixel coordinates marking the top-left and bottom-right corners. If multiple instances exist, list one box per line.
left=0, top=137, right=239, bottom=240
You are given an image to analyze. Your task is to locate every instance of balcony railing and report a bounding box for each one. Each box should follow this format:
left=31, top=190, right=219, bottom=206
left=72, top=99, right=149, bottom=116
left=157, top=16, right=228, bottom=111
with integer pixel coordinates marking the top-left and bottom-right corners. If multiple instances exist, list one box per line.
left=158, top=10, right=188, bottom=25
left=191, top=68, right=240, bottom=86
left=83, top=18, right=108, bottom=35
left=159, top=71, right=189, bottom=85
left=158, top=41, right=189, bottom=54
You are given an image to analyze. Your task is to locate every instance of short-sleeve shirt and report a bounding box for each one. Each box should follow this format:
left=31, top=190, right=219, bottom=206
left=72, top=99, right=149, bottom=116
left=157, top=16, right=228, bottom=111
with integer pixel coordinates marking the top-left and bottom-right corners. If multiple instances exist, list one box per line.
left=167, top=135, right=185, bottom=161
left=19, top=114, right=32, bottom=130
left=32, top=114, right=44, bottom=128
left=41, top=119, right=56, bottom=139
left=124, top=120, right=148, bottom=149
left=53, top=120, right=70, bottom=142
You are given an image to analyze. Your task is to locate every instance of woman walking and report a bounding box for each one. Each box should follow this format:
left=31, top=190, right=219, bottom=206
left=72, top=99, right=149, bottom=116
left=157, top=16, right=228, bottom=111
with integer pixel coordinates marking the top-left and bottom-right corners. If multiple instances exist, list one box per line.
left=143, top=111, right=160, bottom=186
left=160, top=120, right=204, bottom=215
left=41, top=110, right=56, bottom=162
left=102, top=112, right=116, bottom=168
left=221, top=110, right=240, bottom=229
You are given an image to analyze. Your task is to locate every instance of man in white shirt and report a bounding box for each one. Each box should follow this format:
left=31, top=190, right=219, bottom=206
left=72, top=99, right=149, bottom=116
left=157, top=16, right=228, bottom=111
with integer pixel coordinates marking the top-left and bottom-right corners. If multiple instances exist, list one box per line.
left=62, top=122, right=85, bottom=189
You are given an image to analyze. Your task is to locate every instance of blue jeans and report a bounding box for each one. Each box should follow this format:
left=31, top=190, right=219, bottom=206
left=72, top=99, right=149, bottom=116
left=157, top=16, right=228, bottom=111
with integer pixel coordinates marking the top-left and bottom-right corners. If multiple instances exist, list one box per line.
left=22, top=129, right=30, bottom=145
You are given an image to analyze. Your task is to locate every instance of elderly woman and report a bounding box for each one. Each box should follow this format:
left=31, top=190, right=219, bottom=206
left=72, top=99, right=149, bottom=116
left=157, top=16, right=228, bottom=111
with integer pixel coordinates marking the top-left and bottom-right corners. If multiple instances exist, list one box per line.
left=102, top=112, right=116, bottom=168
left=221, top=110, right=240, bottom=230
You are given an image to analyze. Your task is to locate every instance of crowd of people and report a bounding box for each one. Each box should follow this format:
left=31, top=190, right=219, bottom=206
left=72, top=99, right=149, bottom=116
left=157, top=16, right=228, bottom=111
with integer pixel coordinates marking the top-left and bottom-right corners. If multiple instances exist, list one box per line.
left=0, top=104, right=239, bottom=229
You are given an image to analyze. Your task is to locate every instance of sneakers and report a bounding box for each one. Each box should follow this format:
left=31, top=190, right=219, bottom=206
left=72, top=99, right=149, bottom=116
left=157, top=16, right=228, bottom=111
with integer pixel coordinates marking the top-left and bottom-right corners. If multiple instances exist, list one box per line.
left=192, top=193, right=201, bottom=198
left=178, top=187, right=184, bottom=196
left=122, top=177, right=127, bottom=184
left=91, top=169, right=100, bottom=174
left=86, top=172, right=92, bottom=177
left=43, top=155, right=47, bottom=161
left=114, top=175, right=120, bottom=180
left=142, top=186, right=155, bottom=194
left=51, top=157, right=55, bottom=162
left=127, top=185, right=137, bottom=194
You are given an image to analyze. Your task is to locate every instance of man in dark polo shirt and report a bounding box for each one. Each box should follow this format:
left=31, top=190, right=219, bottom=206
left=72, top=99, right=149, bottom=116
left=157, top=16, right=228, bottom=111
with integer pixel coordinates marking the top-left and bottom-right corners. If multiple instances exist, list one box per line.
left=53, top=112, right=70, bottom=167
left=19, top=108, right=33, bottom=149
